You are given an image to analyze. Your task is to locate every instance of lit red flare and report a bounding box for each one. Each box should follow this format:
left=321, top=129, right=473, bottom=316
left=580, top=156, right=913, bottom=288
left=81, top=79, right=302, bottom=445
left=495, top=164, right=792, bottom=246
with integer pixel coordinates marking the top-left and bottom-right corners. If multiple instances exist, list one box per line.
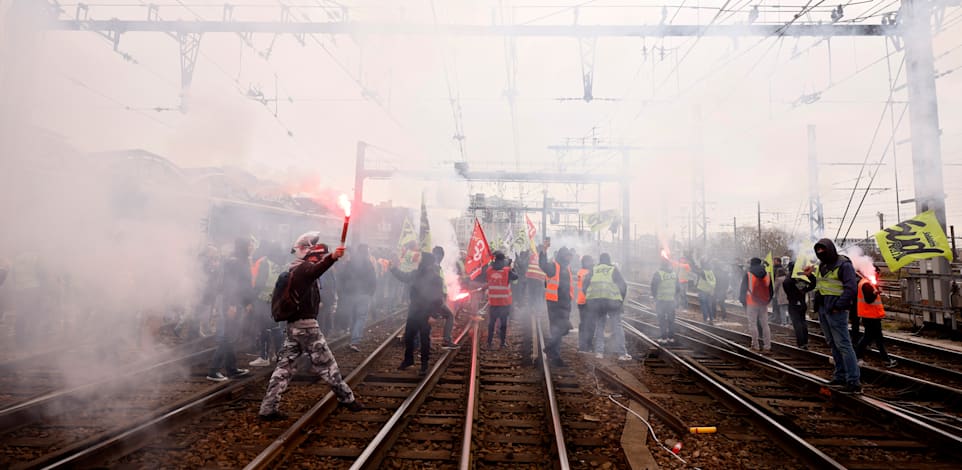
left=338, top=194, right=351, bottom=246
left=338, top=194, right=351, bottom=217
left=453, top=292, right=470, bottom=301
left=660, top=248, right=671, bottom=261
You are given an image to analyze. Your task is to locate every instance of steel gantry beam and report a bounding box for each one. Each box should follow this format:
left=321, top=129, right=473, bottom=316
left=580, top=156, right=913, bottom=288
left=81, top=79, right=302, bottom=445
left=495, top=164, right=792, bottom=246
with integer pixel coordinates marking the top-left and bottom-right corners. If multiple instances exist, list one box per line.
left=47, top=20, right=893, bottom=37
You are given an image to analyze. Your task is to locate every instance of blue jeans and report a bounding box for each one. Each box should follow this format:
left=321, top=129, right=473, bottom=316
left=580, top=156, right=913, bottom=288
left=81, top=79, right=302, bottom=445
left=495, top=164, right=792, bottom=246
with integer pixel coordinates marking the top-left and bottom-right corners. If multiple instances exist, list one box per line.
left=545, top=303, right=572, bottom=359
left=591, top=300, right=627, bottom=356
left=655, top=300, right=676, bottom=339
left=342, top=294, right=371, bottom=345
left=209, top=309, right=240, bottom=375
left=818, top=307, right=861, bottom=385
left=699, top=292, right=714, bottom=321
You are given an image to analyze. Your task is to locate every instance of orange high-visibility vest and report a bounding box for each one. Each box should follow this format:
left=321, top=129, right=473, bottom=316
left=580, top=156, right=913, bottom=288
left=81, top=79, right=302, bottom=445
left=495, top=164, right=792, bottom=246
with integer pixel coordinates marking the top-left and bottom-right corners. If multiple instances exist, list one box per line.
left=526, top=252, right=546, bottom=281
left=545, top=262, right=574, bottom=302
left=486, top=266, right=513, bottom=306
left=250, top=256, right=266, bottom=288
left=746, top=272, right=770, bottom=306
left=857, top=279, right=885, bottom=319
left=576, top=268, right=589, bottom=305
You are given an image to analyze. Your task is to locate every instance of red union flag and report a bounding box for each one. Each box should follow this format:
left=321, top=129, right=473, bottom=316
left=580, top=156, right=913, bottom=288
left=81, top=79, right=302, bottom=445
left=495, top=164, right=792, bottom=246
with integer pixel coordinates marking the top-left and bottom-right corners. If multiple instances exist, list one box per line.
left=465, top=219, right=493, bottom=280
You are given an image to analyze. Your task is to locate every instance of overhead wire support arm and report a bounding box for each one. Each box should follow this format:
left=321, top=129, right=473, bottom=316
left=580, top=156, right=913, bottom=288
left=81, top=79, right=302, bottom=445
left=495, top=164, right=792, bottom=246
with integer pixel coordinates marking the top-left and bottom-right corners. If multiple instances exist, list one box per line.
left=46, top=20, right=894, bottom=37
left=177, top=31, right=202, bottom=112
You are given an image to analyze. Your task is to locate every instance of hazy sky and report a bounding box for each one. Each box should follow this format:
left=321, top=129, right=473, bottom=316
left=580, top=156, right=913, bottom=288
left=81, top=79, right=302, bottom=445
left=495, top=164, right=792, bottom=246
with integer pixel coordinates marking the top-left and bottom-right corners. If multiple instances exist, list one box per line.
left=4, top=0, right=962, bottom=245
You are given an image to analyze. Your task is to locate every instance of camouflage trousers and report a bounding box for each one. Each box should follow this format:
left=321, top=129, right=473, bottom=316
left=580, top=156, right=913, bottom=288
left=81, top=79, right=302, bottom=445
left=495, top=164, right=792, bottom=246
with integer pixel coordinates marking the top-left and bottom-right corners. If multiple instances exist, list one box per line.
left=258, top=319, right=355, bottom=416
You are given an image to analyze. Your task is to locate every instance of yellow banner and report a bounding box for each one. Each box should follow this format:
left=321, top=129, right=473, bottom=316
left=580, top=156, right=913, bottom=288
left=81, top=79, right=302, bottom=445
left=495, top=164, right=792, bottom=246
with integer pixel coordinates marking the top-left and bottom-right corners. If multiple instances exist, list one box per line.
left=875, top=210, right=954, bottom=271
left=418, top=193, right=432, bottom=253
left=792, top=242, right=817, bottom=281
left=583, top=210, right=619, bottom=233
left=397, top=217, right=417, bottom=251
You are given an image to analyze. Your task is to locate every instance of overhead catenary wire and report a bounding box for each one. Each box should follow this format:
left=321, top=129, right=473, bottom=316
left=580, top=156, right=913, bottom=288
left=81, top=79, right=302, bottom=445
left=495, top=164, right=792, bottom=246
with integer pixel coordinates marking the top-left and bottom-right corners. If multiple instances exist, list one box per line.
left=429, top=0, right=468, bottom=162
left=59, top=74, right=176, bottom=129
left=841, top=103, right=910, bottom=242
left=835, top=54, right=906, bottom=240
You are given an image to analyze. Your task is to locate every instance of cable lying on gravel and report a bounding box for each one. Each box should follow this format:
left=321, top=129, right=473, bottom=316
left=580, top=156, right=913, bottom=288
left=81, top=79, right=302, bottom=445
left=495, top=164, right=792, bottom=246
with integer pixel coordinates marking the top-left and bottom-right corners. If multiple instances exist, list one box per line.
left=608, top=394, right=687, bottom=464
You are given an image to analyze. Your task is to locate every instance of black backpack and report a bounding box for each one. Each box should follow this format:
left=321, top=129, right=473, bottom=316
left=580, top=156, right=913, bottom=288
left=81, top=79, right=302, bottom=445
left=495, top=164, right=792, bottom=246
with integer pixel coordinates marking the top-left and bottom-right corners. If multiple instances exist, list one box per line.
left=270, top=270, right=298, bottom=322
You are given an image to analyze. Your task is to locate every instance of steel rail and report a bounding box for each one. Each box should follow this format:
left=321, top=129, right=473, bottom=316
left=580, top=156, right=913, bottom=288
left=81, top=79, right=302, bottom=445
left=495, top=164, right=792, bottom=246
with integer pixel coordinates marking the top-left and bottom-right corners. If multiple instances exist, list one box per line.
left=0, top=338, right=101, bottom=374
left=625, top=280, right=962, bottom=371
left=350, top=322, right=475, bottom=470
left=458, top=320, right=481, bottom=470
left=31, top=328, right=363, bottom=469
left=620, top=321, right=845, bottom=469
left=537, top=318, right=570, bottom=469
left=623, top=310, right=962, bottom=459
left=39, top=373, right=251, bottom=469
left=0, top=346, right=216, bottom=432
left=671, top=311, right=962, bottom=400
left=591, top=365, right=690, bottom=437
left=243, top=324, right=405, bottom=470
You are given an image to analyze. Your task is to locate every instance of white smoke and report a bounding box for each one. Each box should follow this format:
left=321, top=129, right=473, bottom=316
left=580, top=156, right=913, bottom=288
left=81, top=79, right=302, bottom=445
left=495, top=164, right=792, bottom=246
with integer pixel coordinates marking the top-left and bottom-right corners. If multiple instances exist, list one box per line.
left=841, top=244, right=876, bottom=279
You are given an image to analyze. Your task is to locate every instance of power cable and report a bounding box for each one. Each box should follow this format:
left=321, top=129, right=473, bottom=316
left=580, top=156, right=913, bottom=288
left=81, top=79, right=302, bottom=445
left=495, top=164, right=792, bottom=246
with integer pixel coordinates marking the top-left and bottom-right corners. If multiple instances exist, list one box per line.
left=835, top=55, right=905, bottom=239
left=429, top=0, right=468, bottom=161
left=841, top=103, right=909, bottom=241
left=59, top=73, right=176, bottom=129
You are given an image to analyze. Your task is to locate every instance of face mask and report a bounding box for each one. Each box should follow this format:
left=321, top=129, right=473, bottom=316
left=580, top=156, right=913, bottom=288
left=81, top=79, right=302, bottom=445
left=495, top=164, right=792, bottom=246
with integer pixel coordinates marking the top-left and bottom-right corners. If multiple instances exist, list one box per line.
left=815, top=250, right=829, bottom=263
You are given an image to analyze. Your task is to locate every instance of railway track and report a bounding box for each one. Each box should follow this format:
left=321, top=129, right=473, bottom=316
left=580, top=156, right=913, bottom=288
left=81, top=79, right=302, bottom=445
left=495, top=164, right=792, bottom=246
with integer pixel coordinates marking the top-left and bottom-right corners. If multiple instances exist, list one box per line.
left=662, top=311, right=962, bottom=435
left=0, top=337, right=207, bottom=411
left=0, top=339, right=218, bottom=469
left=244, top=306, right=482, bottom=469
left=625, top=281, right=962, bottom=435
left=622, top=305, right=962, bottom=468
left=626, top=281, right=962, bottom=383
left=2, top=311, right=406, bottom=469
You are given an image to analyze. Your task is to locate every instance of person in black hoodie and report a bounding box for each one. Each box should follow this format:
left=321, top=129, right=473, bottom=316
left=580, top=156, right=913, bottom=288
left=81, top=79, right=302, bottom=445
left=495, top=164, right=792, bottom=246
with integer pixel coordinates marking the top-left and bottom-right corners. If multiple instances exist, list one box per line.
left=782, top=261, right=816, bottom=349
left=391, top=252, right=444, bottom=375
left=540, top=243, right=574, bottom=367
left=739, top=257, right=774, bottom=352
left=806, top=238, right=861, bottom=394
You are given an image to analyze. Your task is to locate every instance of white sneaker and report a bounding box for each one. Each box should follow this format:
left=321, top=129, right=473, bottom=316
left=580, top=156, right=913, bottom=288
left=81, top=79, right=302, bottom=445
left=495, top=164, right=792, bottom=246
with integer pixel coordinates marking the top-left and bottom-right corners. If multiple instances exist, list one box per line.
left=206, top=372, right=228, bottom=382
left=618, top=354, right=633, bottom=361
left=595, top=352, right=604, bottom=359
left=249, top=357, right=271, bottom=367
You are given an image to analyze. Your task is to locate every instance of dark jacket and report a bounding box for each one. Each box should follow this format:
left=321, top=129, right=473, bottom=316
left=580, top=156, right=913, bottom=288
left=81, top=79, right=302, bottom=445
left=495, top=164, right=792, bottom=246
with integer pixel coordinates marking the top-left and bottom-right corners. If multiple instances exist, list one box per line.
left=814, top=238, right=858, bottom=313
left=739, top=261, right=774, bottom=306
left=782, top=262, right=816, bottom=308
left=861, top=279, right=879, bottom=304
left=391, top=254, right=445, bottom=319
left=222, top=255, right=253, bottom=308
left=339, top=255, right=377, bottom=296
left=319, top=269, right=336, bottom=308
left=713, top=267, right=729, bottom=298
left=582, top=263, right=628, bottom=301
left=288, top=254, right=339, bottom=322
left=539, top=250, right=573, bottom=309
